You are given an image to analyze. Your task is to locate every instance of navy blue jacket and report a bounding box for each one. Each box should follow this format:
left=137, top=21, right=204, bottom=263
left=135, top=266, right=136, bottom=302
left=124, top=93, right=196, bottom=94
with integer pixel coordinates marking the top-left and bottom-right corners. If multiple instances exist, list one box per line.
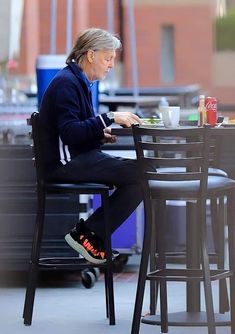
left=39, top=62, right=112, bottom=173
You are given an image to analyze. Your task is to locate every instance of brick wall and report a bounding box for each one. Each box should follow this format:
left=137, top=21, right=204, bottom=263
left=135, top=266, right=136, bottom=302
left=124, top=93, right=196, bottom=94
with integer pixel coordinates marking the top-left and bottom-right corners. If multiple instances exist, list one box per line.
left=15, top=0, right=234, bottom=106
left=122, top=3, right=214, bottom=92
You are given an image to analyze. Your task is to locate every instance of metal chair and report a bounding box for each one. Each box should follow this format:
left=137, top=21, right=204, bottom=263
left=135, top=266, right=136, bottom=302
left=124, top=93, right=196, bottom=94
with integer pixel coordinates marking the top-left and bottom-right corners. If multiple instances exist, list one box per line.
left=23, top=112, right=115, bottom=326
left=131, top=125, right=235, bottom=334
left=156, top=134, right=229, bottom=313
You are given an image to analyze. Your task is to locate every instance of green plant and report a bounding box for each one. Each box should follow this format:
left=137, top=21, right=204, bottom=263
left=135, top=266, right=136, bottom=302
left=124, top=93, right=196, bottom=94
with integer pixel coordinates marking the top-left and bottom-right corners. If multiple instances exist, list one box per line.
left=216, top=7, right=235, bottom=50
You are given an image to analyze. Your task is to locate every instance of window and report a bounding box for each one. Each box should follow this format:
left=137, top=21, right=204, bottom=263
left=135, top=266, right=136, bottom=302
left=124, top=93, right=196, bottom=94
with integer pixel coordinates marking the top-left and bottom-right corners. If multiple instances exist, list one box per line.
left=217, top=0, right=227, bottom=17
left=160, top=25, right=175, bottom=83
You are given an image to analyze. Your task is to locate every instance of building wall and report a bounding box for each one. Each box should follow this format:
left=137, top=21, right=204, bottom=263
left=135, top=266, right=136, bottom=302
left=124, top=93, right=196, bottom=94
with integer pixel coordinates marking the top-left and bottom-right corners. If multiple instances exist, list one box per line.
left=0, top=1, right=11, bottom=62
left=18, top=0, right=39, bottom=75
left=122, top=2, right=214, bottom=93
left=38, top=0, right=89, bottom=54
left=14, top=0, right=234, bottom=106
left=18, top=0, right=91, bottom=73
left=212, top=51, right=235, bottom=104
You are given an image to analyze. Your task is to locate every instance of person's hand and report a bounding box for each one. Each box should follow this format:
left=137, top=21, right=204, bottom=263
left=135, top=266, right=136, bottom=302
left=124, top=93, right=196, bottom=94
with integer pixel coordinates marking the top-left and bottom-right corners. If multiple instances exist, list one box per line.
left=112, top=111, right=143, bottom=128
left=102, top=127, right=117, bottom=144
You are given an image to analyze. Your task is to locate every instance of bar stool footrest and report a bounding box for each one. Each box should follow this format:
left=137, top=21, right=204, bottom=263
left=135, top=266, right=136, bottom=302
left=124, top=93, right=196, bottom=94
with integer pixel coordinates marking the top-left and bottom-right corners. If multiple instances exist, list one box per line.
left=38, top=257, right=105, bottom=269
left=147, top=268, right=232, bottom=281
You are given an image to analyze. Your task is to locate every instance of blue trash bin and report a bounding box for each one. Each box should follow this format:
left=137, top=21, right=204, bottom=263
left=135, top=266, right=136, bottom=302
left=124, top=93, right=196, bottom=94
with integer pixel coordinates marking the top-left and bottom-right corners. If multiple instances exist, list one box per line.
left=36, top=54, right=66, bottom=106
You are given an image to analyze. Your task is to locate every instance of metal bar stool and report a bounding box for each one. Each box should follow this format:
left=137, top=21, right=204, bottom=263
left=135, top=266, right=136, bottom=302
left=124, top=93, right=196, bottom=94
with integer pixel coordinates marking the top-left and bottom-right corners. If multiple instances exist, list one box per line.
left=23, top=112, right=115, bottom=326
left=131, top=125, right=235, bottom=334
left=155, top=134, right=229, bottom=314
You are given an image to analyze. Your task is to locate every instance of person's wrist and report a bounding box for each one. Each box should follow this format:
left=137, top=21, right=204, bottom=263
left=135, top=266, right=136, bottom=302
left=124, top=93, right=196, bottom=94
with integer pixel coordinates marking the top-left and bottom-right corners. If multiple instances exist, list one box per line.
left=107, top=111, right=115, bottom=123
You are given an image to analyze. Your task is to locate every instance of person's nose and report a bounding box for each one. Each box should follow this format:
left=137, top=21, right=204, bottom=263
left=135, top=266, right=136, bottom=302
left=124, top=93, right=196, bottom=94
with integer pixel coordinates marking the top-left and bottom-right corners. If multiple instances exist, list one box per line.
left=109, top=59, right=115, bottom=68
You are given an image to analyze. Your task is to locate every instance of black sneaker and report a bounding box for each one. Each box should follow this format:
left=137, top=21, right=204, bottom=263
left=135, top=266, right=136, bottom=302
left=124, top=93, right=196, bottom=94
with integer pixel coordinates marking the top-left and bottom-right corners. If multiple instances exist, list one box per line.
left=65, top=220, right=119, bottom=264
left=65, top=222, right=106, bottom=264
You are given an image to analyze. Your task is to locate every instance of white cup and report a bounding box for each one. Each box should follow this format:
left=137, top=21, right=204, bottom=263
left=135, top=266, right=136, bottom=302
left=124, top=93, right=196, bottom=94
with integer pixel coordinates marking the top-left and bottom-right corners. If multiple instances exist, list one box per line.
left=160, top=106, right=180, bottom=128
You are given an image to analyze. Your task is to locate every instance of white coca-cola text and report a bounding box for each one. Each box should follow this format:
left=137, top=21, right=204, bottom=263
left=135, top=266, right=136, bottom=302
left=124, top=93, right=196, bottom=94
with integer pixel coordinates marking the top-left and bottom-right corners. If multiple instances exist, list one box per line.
left=205, top=102, right=217, bottom=110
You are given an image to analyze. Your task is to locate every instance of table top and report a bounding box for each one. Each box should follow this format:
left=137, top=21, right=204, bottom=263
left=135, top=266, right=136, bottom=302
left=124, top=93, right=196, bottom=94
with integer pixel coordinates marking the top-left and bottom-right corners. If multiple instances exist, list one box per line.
left=111, top=124, right=235, bottom=137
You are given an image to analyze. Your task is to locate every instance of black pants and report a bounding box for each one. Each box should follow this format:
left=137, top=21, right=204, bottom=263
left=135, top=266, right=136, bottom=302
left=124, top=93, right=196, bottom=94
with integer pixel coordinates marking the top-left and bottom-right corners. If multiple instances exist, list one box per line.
left=49, top=149, right=143, bottom=239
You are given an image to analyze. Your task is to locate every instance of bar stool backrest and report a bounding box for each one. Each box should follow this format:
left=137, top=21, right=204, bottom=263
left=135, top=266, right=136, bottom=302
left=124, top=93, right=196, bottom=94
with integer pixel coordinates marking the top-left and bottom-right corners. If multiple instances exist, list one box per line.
left=30, top=112, right=48, bottom=186
left=132, top=125, right=210, bottom=202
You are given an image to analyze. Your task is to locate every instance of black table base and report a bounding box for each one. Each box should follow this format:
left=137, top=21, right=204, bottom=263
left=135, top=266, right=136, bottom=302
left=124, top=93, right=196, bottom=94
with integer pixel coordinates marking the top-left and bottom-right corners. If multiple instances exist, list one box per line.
left=141, top=311, right=231, bottom=327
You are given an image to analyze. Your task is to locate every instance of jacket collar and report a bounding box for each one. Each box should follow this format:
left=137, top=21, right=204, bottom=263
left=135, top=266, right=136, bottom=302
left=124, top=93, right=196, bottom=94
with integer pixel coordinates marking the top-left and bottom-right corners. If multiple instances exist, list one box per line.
left=68, top=61, right=93, bottom=90
left=67, top=61, right=94, bottom=110
left=68, top=61, right=84, bottom=79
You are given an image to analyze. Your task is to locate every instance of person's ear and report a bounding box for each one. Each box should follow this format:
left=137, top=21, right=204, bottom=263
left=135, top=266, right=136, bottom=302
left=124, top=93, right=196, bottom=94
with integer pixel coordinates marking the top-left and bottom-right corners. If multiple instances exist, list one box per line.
left=87, top=49, right=95, bottom=63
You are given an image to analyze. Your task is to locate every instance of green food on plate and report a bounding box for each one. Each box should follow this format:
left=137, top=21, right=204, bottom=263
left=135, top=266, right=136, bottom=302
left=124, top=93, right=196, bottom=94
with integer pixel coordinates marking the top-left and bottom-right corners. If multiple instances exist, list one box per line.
left=142, top=118, right=161, bottom=125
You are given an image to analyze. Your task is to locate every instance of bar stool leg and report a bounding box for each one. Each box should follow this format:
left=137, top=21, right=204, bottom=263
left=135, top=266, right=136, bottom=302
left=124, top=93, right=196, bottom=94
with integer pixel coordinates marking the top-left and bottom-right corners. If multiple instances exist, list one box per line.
left=131, top=202, right=152, bottom=334
left=149, top=205, right=158, bottom=315
left=186, top=202, right=201, bottom=312
left=226, top=191, right=235, bottom=334
left=210, top=197, right=229, bottom=313
left=104, top=270, right=109, bottom=318
left=102, top=192, right=115, bottom=325
left=199, top=200, right=216, bottom=334
left=23, top=189, right=45, bottom=325
left=156, top=200, right=168, bottom=333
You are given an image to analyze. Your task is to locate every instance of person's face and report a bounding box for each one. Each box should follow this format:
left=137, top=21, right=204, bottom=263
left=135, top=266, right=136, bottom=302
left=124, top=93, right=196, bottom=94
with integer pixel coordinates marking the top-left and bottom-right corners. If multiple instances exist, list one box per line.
left=87, top=49, right=116, bottom=81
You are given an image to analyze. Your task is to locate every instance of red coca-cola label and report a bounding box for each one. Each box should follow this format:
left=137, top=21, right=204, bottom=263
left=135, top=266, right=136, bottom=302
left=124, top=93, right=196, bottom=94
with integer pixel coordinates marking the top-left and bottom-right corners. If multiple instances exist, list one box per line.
left=205, top=96, right=217, bottom=126
left=205, top=97, right=217, bottom=111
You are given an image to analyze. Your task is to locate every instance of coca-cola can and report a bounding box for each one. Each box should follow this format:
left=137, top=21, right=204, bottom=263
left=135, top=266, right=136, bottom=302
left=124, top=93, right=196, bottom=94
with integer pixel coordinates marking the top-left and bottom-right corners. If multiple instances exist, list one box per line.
left=205, top=96, right=217, bottom=126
